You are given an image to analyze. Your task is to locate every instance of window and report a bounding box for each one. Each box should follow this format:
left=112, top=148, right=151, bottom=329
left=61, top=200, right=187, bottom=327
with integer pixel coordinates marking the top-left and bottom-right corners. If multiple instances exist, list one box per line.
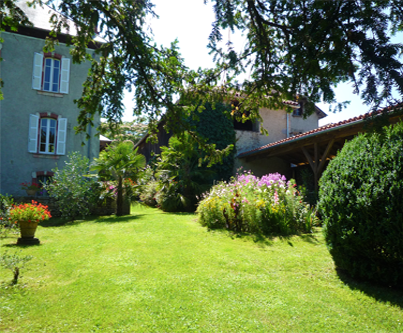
left=28, top=113, right=67, bottom=155
left=32, top=53, right=70, bottom=94
left=233, top=112, right=259, bottom=132
left=40, top=118, right=57, bottom=153
left=32, top=171, right=54, bottom=197
left=292, top=103, right=304, bottom=117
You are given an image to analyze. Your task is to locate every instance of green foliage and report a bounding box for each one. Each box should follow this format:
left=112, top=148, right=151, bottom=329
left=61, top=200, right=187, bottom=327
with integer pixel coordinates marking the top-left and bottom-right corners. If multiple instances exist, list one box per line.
left=44, top=152, right=100, bottom=221
left=197, top=171, right=317, bottom=235
left=139, top=181, right=158, bottom=207
left=0, top=250, right=33, bottom=285
left=3, top=0, right=403, bottom=166
left=209, top=1, right=403, bottom=112
left=91, top=141, right=146, bottom=216
left=99, top=120, right=148, bottom=144
left=155, top=132, right=215, bottom=212
left=138, top=166, right=158, bottom=207
left=0, top=194, right=18, bottom=237
left=188, top=102, right=236, bottom=181
left=318, top=122, right=403, bottom=287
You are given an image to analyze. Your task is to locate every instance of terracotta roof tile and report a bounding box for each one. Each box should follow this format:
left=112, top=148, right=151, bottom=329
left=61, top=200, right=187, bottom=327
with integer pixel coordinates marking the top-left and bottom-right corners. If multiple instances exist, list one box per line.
left=238, top=102, right=403, bottom=158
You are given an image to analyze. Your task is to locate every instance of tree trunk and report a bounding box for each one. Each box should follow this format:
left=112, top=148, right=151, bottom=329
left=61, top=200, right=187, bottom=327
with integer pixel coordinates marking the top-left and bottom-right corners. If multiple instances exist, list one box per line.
left=116, top=176, right=123, bottom=216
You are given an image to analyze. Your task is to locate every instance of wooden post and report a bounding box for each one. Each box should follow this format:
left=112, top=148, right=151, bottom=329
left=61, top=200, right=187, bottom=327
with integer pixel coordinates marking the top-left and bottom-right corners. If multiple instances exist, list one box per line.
left=301, top=139, right=335, bottom=192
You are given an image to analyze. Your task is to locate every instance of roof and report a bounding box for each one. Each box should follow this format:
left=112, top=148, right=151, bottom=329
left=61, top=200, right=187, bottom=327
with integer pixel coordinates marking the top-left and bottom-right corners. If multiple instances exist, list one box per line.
left=99, top=135, right=112, bottom=142
left=238, top=102, right=403, bottom=159
left=15, top=0, right=103, bottom=43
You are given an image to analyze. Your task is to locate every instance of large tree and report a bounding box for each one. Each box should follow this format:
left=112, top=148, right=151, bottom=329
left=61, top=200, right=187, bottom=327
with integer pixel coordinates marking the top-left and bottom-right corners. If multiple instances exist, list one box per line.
left=2, top=0, right=403, bottom=155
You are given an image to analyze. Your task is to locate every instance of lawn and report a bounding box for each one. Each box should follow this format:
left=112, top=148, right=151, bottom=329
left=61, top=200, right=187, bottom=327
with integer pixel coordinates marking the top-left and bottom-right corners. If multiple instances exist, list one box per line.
left=1, top=206, right=402, bottom=332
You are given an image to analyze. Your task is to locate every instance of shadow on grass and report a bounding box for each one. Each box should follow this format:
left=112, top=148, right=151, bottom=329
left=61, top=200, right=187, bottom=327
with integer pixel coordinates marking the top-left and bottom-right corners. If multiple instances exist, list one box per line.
left=2, top=243, right=42, bottom=248
left=235, top=233, right=274, bottom=246
left=298, top=232, right=321, bottom=245
left=40, top=213, right=147, bottom=227
left=226, top=230, right=321, bottom=248
left=92, top=214, right=146, bottom=223
left=336, top=268, right=403, bottom=309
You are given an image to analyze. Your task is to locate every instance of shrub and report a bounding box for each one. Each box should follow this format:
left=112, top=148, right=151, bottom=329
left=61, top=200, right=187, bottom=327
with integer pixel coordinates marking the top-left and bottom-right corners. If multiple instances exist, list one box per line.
left=0, top=194, right=17, bottom=237
left=197, top=171, right=317, bottom=235
left=155, top=132, right=215, bottom=212
left=137, top=166, right=158, bottom=207
left=318, top=122, right=403, bottom=287
left=44, top=152, right=100, bottom=221
left=139, top=181, right=159, bottom=207
left=0, top=250, right=33, bottom=284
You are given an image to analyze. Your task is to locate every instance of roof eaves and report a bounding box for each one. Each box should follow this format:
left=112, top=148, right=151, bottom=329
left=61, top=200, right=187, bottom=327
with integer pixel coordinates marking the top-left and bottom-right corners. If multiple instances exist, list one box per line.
left=238, top=118, right=362, bottom=159
left=238, top=103, right=403, bottom=159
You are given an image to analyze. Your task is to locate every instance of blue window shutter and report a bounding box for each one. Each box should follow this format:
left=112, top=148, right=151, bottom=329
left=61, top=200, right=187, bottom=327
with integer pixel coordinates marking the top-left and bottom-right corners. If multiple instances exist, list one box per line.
left=59, top=58, right=70, bottom=94
left=32, top=53, right=43, bottom=90
left=56, top=118, right=67, bottom=155
left=28, top=114, right=39, bottom=153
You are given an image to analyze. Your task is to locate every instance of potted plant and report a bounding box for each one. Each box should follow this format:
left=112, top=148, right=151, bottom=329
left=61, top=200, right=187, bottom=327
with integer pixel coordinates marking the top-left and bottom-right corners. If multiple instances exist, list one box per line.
left=20, top=182, right=41, bottom=196
left=9, top=200, right=51, bottom=245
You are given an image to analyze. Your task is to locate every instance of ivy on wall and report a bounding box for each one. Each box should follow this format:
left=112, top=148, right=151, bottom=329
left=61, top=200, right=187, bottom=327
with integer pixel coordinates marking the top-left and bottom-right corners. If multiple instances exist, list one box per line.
left=188, top=102, right=236, bottom=181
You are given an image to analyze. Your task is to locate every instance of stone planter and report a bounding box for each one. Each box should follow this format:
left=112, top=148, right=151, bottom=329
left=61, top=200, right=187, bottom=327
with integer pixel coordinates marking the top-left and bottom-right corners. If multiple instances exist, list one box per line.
left=17, top=220, right=40, bottom=245
left=25, top=189, right=37, bottom=196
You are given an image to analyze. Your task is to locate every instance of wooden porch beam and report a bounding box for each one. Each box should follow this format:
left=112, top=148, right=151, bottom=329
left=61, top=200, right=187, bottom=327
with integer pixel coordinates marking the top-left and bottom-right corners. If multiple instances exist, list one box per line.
left=301, top=146, right=316, bottom=173
left=318, top=139, right=335, bottom=175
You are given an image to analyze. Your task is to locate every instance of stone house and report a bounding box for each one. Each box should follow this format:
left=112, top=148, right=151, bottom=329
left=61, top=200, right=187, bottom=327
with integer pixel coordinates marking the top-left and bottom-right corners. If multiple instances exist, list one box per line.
left=0, top=1, right=100, bottom=197
left=233, top=101, right=326, bottom=175
left=135, top=100, right=327, bottom=176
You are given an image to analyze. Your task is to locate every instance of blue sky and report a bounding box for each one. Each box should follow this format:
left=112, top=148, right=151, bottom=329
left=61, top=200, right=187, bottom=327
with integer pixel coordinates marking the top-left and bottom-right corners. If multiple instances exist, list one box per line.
left=122, top=0, right=403, bottom=127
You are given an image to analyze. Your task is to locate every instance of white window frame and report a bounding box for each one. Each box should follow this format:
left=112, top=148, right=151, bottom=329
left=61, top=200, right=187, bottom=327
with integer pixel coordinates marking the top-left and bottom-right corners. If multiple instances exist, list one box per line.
left=28, top=114, right=67, bottom=155
left=43, top=58, right=61, bottom=93
left=39, top=118, right=57, bottom=154
left=32, top=53, right=70, bottom=94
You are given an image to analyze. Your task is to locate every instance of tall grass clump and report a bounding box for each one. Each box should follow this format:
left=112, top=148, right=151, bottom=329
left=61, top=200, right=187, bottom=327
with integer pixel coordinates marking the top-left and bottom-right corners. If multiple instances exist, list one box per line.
left=197, top=171, right=317, bottom=235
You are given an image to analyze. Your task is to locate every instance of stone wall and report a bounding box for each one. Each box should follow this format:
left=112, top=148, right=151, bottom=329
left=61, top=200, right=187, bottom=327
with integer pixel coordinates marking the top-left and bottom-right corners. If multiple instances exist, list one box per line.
left=15, top=197, right=115, bottom=218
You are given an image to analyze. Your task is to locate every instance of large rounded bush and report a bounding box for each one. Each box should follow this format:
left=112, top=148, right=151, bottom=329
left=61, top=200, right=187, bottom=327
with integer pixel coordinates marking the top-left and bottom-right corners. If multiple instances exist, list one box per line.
left=318, top=122, right=403, bottom=287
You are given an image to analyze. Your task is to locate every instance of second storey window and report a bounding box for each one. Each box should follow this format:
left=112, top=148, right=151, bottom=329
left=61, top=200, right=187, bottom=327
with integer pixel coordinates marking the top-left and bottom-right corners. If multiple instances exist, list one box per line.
left=32, top=52, right=70, bottom=94
left=40, top=118, right=57, bottom=153
left=28, top=114, right=67, bottom=155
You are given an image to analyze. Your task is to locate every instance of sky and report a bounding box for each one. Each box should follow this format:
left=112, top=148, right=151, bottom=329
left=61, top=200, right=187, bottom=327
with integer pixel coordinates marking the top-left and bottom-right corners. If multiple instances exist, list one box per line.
left=121, top=0, right=403, bottom=127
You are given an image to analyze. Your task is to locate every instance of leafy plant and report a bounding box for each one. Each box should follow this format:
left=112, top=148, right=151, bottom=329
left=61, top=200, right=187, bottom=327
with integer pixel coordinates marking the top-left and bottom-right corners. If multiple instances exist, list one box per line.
left=188, top=102, right=236, bottom=181
left=197, top=171, right=316, bottom=235
left=318, top=122, right=403, bottom=287
left=44, top=152, right=100, bottom=221
left=0, top=250, right=33, bottom=285
left=91, top=141, right=146, bottom=216
left=155, top=132, right=216, bottom=212
left=0, top=194, right=17, bottom=237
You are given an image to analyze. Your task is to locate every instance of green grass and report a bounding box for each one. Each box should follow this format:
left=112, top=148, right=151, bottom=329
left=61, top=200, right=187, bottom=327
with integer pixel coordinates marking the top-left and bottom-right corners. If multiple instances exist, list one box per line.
left=1, top=206, right=402, bottom=332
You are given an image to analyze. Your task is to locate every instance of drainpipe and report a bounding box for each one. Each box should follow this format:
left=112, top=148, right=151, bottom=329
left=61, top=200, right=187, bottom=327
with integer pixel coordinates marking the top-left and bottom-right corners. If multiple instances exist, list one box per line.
left=286, top=113, right=290, bottom=138
left=87, top=123, right=92, bottom=160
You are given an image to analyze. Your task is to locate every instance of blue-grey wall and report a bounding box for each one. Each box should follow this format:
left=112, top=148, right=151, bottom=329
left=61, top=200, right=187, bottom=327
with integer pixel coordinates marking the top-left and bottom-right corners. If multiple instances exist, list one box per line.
left=0, top=31, right=100, bottom=196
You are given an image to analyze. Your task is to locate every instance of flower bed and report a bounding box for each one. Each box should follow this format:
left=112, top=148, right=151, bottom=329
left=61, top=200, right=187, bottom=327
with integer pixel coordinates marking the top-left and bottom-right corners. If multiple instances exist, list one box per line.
left=197, top=171, right=318, bottom=235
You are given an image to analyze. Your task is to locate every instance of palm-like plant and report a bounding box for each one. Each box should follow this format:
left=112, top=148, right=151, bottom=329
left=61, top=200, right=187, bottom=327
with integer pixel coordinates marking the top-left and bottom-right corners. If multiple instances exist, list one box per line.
left=91, top=141, right=146, bottom=216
